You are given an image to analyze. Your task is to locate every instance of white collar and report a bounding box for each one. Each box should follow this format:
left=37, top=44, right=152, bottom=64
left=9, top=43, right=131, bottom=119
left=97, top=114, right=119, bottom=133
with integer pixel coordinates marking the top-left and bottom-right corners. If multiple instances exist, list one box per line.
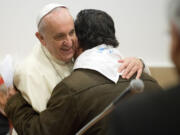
left=73, top=44, right=124, bottom=83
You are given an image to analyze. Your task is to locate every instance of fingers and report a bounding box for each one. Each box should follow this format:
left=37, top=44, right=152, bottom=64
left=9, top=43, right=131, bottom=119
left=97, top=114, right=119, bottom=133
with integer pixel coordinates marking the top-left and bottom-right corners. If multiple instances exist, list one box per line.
left=119, top=57, right=144, bottom=79
left=0, top=97, right=6, bottom=116
left=133, top=59, right=143, bottom=79
left=8, top=87, right=17, bottom=98
left=126, top=66, right=140, bottom=79
left=122, top=62, right=135, bottom=79
left=0, top=90, right=9, bottom=115
left=0, top=108, right=6, bottom=116
left=118, top=60, right=129, bottom=73
left=136, top=68, right=143, bottom=79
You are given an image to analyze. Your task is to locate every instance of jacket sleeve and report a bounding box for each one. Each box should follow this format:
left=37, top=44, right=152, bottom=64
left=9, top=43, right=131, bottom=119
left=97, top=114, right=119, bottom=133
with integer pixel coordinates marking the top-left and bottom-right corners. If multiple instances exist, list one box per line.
left=5, top=83, right=78, bottom=135
left=14, top=64, right=54, bottom=112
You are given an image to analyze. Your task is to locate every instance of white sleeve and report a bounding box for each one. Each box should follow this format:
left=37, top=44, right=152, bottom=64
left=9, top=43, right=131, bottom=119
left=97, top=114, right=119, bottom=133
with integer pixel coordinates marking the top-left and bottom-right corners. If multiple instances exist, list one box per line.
left=0, top=54, right=14, bottom=87
left=140, top=58, right=151, bottom=75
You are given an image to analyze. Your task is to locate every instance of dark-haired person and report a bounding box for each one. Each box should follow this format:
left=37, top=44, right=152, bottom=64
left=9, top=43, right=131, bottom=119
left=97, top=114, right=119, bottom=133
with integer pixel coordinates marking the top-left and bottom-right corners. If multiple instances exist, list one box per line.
left=108, top=0, right=180, bottom=135
left=0, top=9, right=161, bottom=135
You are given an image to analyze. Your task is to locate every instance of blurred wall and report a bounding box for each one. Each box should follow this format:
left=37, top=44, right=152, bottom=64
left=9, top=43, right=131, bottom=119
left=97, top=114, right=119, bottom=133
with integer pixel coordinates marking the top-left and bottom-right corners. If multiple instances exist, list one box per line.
left=0, top=0, right=172, bottom=67
left=150, top=67, right=178, bottom=88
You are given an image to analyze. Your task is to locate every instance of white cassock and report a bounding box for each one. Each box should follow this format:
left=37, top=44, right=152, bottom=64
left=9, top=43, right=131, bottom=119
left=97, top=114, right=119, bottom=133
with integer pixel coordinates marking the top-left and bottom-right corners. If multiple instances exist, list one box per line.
left=14, top=43, right=73, bottom=112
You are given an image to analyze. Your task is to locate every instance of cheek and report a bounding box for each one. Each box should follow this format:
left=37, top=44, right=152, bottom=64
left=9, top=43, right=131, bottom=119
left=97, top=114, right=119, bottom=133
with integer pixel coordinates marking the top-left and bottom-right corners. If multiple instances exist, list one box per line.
left=53, top=41, right=63, bottom=49
left=73, top=36, right=79, bottom=48
left=53, top=42, right=65, bottom=56
left=46, top=41, right=60, bottom=56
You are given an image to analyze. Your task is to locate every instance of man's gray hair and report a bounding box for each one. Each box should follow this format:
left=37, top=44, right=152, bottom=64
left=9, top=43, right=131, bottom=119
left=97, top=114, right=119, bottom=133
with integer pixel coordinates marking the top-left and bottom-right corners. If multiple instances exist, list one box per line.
left=168, top=0, right=180, bottom=32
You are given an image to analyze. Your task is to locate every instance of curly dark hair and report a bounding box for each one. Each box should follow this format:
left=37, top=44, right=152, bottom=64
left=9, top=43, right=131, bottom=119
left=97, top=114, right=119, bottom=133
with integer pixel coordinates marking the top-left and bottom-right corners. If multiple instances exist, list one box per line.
left=75, top=9, right=119, bottom=50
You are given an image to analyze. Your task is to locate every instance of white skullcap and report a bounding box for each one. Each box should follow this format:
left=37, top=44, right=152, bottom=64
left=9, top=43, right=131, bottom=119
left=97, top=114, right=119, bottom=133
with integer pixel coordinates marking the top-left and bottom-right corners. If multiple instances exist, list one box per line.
left=0, top=55, right=14, bottom=87
left=36, top=3, right=66, bottom=27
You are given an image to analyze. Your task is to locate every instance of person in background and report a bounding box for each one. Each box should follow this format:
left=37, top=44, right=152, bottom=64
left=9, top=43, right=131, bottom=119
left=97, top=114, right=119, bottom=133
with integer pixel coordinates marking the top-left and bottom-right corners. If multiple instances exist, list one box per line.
left=108, top=0, right=180, bottom=134
left=0, top=9, right=161, bottom=135
left=0, top=113, right=9, bottom=135
left=0, top=55, right=14, bottom=135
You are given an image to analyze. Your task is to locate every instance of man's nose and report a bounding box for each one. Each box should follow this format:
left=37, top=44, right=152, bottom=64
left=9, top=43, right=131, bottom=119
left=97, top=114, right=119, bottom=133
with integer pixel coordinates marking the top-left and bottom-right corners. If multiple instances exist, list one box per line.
left=63, top=35, right=73, bottom=46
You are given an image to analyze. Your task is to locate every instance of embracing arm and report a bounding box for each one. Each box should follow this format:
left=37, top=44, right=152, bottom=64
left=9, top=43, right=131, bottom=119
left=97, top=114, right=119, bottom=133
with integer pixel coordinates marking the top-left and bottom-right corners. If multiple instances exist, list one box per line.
left=118, top=57, right=150, bottom=79
left=4, top=84, right=77, bottom=135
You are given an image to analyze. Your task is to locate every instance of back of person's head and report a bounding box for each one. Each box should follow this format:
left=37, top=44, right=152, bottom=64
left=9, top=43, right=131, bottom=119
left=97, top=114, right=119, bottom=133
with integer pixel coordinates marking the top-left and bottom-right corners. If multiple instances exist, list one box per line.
left=75, top=9, right=119, bottom=50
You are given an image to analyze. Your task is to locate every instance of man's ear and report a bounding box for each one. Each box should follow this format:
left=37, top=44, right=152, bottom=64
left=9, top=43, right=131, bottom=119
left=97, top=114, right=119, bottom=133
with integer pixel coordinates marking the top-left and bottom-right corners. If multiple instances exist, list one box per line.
left=171, top=23, right=180, bottom=72
left=35, top=32, right=46, bottom=46
left=74, top=47, right=83, bottom=59
left=172, top=23, right=180, bottom=53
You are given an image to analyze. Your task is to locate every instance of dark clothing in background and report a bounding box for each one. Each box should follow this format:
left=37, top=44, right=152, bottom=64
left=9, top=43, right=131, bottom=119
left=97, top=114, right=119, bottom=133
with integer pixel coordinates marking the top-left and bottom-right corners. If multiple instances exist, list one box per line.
left=109, top=84, right=180, bottom=135
left=0, top=113, right=9, bottom=135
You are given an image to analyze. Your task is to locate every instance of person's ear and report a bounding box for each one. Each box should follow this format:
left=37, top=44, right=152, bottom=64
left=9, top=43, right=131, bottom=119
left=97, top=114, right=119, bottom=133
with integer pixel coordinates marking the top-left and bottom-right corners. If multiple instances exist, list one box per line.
left=35, top=32, right=46, bottom=46
left=170, top=23, right=180, bottom=72
left=172, top=23, right=180, bottom=52
left=74, top=47, right=83, bottom=59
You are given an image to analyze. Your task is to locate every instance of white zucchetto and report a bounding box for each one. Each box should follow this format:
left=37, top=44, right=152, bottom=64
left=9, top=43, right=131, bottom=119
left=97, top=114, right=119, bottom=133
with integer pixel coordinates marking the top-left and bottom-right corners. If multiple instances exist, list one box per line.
left=36, top=3, right=66, bottom=26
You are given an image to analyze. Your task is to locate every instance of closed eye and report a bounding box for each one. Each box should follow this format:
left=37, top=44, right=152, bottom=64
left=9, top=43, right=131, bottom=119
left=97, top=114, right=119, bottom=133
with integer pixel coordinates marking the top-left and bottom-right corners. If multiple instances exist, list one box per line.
left=54, top=34, right=65, bottom=40
left=69, top=29, right=75, bottom=36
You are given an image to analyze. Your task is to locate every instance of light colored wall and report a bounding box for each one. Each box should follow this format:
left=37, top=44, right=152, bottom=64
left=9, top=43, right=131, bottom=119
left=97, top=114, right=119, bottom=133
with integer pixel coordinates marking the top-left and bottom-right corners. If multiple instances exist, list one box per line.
left=150, top=67, right=179, bottom=88
left=0, top=0, right=172, bottom=67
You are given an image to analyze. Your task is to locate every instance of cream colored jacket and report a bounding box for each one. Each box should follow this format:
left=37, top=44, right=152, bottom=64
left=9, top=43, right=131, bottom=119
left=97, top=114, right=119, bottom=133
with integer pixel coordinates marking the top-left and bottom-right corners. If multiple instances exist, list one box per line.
left=14, top=43, right=73, bottom=112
